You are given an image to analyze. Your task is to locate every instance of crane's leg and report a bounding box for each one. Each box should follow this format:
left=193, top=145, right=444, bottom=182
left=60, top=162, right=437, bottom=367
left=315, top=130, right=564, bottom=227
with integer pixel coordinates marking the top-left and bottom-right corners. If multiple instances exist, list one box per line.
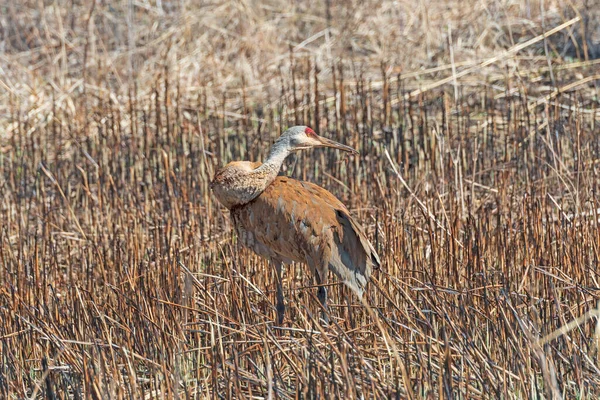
left=274, top=261, right=285, bottom=325
left=316, top=270, right=329, bottom=323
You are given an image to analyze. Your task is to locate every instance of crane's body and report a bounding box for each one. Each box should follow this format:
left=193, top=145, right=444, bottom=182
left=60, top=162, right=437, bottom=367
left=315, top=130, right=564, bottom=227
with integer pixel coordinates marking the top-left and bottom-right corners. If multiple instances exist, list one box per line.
left=232, top=174, right=379, bottom=296
left=211, top=126, right=380, bottom=323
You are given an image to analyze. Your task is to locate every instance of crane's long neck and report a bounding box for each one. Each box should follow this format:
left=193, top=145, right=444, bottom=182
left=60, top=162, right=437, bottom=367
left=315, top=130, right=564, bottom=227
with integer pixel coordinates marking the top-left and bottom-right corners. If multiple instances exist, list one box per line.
left=252, top=138, right=291, bottom=190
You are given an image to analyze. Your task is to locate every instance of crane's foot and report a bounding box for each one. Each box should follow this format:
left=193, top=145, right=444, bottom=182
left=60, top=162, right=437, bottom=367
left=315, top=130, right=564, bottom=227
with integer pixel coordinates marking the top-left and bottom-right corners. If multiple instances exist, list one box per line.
left=317, top=286, right=329, bottom=325
left=275, top=262, right=285, bottom=325
left=276, top=300, right=285, bottom=325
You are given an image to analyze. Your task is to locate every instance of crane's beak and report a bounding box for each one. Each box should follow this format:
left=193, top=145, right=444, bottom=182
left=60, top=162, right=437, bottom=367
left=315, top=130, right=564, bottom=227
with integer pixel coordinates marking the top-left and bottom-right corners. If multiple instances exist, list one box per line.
left=317, top=136, right=359, bottom=155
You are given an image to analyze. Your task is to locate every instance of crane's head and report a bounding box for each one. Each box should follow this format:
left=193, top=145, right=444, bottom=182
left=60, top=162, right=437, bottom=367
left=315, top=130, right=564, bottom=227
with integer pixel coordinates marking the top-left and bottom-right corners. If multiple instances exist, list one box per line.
left=280, top=126, right=358, bottom=155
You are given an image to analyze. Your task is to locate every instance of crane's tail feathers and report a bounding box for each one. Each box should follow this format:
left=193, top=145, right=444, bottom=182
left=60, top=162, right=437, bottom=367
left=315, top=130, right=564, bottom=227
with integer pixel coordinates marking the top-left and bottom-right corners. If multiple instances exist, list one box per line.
left=331, top=262, right=369, bottom=299
left=349, top=272, right=367, bottom=298
left=369, top=246, right=381, bottom=270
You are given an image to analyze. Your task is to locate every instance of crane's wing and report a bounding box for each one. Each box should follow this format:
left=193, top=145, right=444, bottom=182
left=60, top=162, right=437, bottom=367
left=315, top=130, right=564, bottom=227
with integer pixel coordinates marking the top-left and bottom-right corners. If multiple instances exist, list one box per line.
left=231, top=176, right=380, bottom=297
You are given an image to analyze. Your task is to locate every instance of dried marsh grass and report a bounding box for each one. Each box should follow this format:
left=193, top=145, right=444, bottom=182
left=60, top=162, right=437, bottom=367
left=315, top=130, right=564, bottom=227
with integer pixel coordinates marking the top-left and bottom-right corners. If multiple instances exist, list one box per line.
left=1, top=0, right=600, bottom=398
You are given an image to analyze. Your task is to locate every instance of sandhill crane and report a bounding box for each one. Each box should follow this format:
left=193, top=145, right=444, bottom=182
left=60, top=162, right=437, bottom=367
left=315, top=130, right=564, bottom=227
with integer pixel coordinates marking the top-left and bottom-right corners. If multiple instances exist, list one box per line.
left=210, top=126, right=380, bottom=324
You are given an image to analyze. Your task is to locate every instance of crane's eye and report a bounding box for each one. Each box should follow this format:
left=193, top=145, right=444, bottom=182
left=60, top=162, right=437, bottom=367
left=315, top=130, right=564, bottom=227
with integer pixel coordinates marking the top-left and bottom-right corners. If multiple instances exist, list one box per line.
left=305, top=127, right=317, bottom=138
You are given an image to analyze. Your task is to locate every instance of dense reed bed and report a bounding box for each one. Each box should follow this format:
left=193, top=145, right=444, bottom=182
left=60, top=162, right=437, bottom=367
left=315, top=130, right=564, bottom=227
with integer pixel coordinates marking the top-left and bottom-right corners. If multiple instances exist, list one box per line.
left=1, top=1, right=600, bottom=398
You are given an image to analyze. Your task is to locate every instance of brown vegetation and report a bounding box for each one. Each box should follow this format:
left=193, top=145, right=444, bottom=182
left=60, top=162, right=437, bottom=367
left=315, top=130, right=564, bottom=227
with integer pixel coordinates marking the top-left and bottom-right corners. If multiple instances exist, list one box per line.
left=1, top=0, right=600, bottom=398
